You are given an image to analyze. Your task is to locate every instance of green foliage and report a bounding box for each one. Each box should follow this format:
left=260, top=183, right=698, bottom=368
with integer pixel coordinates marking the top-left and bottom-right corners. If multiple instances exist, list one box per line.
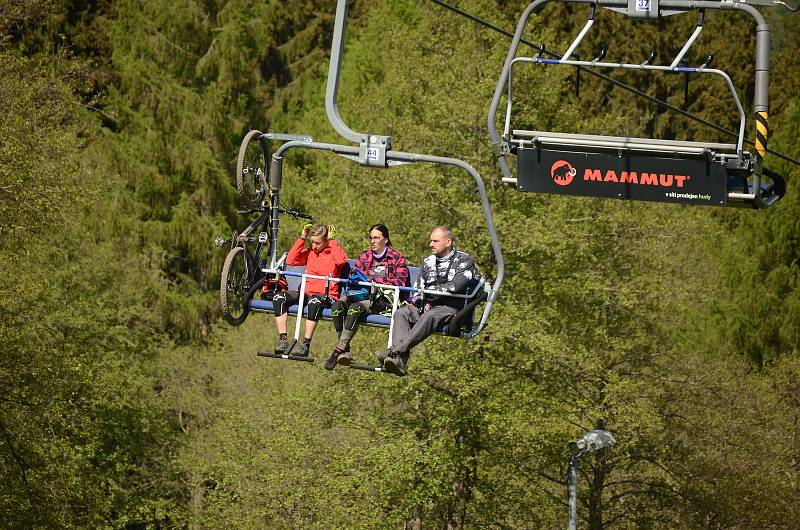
left=0, top=46, right=185, bottom=527
left=3, top=0, right=800, bottom=528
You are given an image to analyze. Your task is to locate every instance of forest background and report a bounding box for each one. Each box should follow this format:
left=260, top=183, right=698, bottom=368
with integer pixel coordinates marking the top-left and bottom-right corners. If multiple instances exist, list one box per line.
left=2, top=0, right=799, bottom=528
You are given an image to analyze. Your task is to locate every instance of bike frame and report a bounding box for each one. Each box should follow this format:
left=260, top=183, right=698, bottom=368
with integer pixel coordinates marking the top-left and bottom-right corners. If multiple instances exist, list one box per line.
left=232, top=206, right=273, bottom=281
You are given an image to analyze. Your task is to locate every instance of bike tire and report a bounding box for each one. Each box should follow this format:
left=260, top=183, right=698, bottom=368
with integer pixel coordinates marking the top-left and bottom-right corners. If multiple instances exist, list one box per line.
left=220, top=246, right=252, bottom=326
left=236, top=130, right=269, bottom=208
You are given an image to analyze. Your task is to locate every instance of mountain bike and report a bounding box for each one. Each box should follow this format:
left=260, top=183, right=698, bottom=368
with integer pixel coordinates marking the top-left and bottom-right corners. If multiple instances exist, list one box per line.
left=217, top=130, right=312, bottom=325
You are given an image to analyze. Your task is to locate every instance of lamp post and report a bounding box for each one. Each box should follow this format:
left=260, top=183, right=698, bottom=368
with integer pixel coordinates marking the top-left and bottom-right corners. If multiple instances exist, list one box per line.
left=568, top=430, right=616, bottom=530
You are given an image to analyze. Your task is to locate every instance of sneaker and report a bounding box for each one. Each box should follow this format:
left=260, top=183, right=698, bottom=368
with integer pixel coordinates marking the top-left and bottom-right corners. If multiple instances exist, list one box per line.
left=274, top=339, right=290, bottom=355
left=322, top=350, right=339, bottom=371
left=294, top=342, right=310, bottom=358
left=336, top=350, right=352, bottom=366
left=383, top=352, right=408, bottom=377
left=375, top=348, right=393, bottom=366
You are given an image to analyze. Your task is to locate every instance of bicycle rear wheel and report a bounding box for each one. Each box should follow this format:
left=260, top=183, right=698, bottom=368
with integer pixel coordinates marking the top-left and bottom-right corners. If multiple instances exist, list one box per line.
left=236, top=130, right=269, bottom=208
left=220, top=246, right=252, bottom=325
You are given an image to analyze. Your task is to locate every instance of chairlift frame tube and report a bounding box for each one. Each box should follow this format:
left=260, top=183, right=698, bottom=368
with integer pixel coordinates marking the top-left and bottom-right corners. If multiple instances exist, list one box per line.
left=669, top=24, right=704, bottom=69
left=488, top=0, right=770, bottom=179
left=262, top=268, right=486, bottom=347
left=562, top=18, right=594, bottom=61
left=264, top=268, right=486, bottom=300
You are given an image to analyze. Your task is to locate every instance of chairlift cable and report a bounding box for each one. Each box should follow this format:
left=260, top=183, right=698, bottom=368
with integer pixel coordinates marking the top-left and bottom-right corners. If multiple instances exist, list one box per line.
left=428, top=0, right=800, bottom=169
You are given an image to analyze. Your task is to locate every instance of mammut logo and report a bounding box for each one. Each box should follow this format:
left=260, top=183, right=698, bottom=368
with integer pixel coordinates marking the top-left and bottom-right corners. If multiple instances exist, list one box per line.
left=550, top=160, right=576, bottom=186
left=583, top=168, right=690, bottom=188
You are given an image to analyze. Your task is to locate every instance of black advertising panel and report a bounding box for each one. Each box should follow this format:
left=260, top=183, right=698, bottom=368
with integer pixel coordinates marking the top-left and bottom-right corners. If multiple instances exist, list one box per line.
left=517, top=148, right=728, bottom=206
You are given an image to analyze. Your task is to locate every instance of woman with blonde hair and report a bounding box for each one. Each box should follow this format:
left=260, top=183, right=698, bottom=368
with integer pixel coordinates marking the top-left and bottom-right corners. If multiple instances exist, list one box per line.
left=271, top=224, right=348, bottom=357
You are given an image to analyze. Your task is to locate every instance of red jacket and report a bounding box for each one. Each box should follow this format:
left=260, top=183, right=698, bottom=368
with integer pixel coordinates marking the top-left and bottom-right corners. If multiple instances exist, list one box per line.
left=286, top=238, right=348, bottom=299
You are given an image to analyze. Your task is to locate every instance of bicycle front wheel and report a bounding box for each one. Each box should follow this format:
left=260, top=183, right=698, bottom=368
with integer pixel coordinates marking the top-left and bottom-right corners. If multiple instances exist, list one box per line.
left=236, top=130, right=269, bottom=208
left=220, top=246, right=252, bottom=325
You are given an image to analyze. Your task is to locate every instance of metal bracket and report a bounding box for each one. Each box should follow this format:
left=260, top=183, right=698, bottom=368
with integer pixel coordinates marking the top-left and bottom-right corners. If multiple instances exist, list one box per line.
left=359, top=135, right=392, bottom=167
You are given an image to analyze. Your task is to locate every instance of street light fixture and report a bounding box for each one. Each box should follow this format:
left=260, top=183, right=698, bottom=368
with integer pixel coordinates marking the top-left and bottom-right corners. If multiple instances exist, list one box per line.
left=568, top=430, right=616, bottom=530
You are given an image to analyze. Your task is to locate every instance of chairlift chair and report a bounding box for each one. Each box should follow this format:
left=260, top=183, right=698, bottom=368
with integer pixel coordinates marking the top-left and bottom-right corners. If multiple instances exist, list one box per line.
left=488, top=0, right=788, bottom=208
left=234, top=0, right=504, bottom=370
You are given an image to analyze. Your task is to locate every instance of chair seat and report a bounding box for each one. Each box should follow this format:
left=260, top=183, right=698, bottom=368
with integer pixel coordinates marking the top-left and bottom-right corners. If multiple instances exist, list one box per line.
left=249, top=298, right=453, bottom=333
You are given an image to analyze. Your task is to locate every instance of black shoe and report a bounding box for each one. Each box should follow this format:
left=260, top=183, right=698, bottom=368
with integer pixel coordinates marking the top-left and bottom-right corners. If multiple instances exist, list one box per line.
left=383, top=352, right=408, bottom=377
left=274, top=339, right=290, bottom=355
left=375, top=348, right=393, bottom=366
left=295, top=342, right=310, bottom=358
left=336, top=350, right=352, bottom=366
left=323, top=350, right=339, bottom=371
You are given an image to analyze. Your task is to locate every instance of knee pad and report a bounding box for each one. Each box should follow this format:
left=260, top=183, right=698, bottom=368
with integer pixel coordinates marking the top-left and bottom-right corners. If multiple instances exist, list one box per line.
left=306, top=296, right=325, bottom=321
left=272, top=292, right=288, bottom=315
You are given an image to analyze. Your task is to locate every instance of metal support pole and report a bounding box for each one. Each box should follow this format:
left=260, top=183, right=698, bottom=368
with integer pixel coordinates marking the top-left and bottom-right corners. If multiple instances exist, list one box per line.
left=268, top=155, right=283, bottom=268
left=562, top=18, right=594, bottom=61
left=568, top=454, right=580, bottom=530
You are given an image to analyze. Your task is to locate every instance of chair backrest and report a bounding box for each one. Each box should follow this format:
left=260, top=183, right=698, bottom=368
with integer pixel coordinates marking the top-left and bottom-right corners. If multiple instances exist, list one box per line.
left=282, top=265, right=303, bottom=291
left=408, top=266, right=421, bottom=288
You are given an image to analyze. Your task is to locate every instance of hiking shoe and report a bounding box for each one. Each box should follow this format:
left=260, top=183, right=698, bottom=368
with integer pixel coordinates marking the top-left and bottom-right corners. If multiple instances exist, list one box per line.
left=383, top=353, right=408, bottom=377
left=294, top=342, right=310, bottom=358
left=375, top=348, right=393, bottom=366
left=274, top=339, right=290, bottom=355
left=336, top=350, right=352, bottom=367
left=322, top=350, right=339, bottom=371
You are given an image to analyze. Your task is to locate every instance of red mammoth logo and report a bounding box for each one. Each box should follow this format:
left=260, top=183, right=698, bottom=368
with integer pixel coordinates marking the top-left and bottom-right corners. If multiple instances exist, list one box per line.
left=550, top=160, right=576, bottom=186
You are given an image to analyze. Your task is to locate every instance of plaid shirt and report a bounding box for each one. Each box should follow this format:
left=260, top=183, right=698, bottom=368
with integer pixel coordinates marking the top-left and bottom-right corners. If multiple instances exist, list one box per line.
left=355, top=246, right=409, bottom=287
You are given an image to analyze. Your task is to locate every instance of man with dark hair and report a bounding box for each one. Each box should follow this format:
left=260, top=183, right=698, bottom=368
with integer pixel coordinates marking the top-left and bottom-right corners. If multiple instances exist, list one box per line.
left=376, top=226, right=475, bottom=376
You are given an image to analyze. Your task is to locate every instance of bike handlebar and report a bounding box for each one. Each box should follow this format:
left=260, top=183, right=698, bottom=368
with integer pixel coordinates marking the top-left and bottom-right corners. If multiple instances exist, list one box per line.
left=281, top=208, right=312, bottom=220
left=235, top=206, right=312, bottom=220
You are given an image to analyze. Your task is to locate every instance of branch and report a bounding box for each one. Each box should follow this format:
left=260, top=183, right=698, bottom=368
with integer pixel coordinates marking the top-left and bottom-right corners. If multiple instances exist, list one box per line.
left=75, top=102, right=119, bottom=132
left=537, top=470, right=567, bottom=486
left=424, top=378, right=460, bottom=399
left=0, top=418, right=30, bottom=491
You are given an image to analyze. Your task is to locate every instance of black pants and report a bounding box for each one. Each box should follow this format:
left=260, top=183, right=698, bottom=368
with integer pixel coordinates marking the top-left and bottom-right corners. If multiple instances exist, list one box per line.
left=272, top=290, right=332, bottom=321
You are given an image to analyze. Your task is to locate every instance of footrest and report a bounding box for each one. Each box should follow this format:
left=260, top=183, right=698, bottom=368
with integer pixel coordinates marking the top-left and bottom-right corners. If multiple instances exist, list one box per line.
left=256, top=351, right=315, bottom=363
left=348, top=363, right=386, bottom=373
